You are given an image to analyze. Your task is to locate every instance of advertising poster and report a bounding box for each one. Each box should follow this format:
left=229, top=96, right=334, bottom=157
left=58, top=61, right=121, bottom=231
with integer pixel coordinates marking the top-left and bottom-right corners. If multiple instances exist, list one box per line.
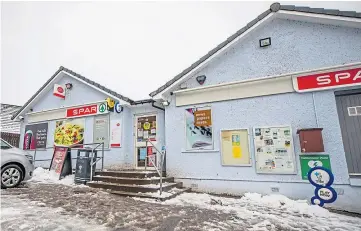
left=49, top=146, right=69, bottom=178
left=93, top=114, right=109, bottom=148
left=300, top=155, right=331, bottom=180
left=221, top=129, right=251, bottom=166
left=110, top=119, right=122, bottom=147
left=23, top=123, right=48, bottom=150
left=253, top=126, right=296, bottom=174
left=185, top=107, right=213, bottom=150
left=137, top=116, right=156, bottom=142
left=54, top=118, right=85, bottom=147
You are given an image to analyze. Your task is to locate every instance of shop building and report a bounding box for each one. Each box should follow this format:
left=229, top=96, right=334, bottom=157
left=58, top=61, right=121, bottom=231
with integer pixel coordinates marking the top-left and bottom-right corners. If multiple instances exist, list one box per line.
left=12, top=3, right=361, bottom=212
left=150, top=3, right=361, bottom=213
left=12, top=67, right=165, bottom=170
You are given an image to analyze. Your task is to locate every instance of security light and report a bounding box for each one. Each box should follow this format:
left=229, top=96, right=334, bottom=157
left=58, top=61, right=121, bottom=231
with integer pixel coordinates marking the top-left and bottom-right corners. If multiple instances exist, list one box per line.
left=259, top=37, right=271, bottom=47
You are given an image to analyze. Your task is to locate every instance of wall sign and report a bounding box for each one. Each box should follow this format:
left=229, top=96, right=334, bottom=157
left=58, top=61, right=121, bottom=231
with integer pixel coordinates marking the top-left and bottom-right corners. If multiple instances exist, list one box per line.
left=23, top=123, right=48, bottom=150
left=93, top=114, right=109, bottom=148
left=110, top=119, right=122, bottom=147
left=293, top=67, right=361, bottom=92
left=53, top=84, right=65, bottom=99
left=185, top=107, right=213, bottom=150
left=220, top=129, right=251, bottom=166
left=308, top=166, right=337, bottom=207
left=66, top=102, right=108, bottom=118
left=114, top=102, right=123, bottom=113
left=300, top=155, right=331, bottom=180
left=253, top=126, right=296, bottom=174
left=54, top=118, right=85, bottom=147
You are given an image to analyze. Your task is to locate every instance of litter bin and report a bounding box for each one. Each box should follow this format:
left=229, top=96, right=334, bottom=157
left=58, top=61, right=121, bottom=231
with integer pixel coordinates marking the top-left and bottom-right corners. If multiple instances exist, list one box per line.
left=74, top=148, right=97, bottom=184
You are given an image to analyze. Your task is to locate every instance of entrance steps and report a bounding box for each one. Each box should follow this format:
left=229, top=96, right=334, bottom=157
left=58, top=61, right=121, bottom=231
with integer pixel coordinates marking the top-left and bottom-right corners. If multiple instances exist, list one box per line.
left=87, top=170, right=190, bottom=201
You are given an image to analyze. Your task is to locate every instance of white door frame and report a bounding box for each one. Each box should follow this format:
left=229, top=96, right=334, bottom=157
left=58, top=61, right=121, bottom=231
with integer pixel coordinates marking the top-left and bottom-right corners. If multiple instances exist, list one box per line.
left=133, top=113, right=158, bottom=169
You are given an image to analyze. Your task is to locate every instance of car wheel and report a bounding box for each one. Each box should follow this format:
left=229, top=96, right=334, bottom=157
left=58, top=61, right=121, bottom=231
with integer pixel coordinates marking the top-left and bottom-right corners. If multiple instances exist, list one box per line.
left=1, top=164, right=23, bottom=189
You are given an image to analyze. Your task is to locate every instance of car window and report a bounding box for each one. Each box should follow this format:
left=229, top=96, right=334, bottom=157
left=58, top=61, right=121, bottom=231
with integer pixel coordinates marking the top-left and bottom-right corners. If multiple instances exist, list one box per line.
left=1, top=140, right=12, bottom=150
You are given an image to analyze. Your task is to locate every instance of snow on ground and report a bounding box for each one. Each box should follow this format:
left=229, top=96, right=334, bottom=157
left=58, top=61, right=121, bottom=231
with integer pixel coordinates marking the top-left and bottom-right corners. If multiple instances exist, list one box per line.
left=134, top=192, right=361, bottom=230
left=1, top=193, right=109, bottom=231
left=28, top=167, right=77, bottom=186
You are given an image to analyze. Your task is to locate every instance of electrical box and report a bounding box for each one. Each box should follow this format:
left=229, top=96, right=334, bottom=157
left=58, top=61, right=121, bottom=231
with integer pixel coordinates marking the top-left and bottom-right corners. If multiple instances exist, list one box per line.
left=297, top=128, right=324, bottom=153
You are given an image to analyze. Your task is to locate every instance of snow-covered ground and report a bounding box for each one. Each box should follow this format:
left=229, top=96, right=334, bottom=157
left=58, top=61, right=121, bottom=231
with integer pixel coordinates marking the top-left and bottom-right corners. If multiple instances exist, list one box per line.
left=28, top=167, right=76, bottom=186
left=1, top=193, right=109, bottom=231
left=135, top=192, right=361, bottom=230
left=2, top=167, right=361, bottom=230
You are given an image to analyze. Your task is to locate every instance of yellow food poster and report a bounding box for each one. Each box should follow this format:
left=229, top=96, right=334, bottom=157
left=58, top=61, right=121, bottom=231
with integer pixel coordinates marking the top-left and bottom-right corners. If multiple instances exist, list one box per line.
left=221, top=129, right=251, bottom=166
left=54, top=118, right=85, bottom=147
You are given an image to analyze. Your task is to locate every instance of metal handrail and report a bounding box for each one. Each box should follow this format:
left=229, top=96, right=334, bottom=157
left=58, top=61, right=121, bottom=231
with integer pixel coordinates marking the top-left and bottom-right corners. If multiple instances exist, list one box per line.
left=145, top=139, right=165, bottom=195
left=31, top=142, right=105, bottom=172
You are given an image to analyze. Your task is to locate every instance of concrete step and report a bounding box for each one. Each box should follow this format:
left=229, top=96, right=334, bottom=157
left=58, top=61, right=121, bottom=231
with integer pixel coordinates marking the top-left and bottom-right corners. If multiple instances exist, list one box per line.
left=109, top=188, right=191, bottom=201
left=92, top=176, right=175, bottom=185
left=87, top=181, right=182, bottom=193
left=95, top=170, right=166, bottom=178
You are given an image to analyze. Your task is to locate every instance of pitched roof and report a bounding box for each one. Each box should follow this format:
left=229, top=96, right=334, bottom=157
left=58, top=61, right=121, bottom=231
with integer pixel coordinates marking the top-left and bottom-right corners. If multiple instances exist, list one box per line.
left=149, top=2, right=361, bottom=97
left=11, top=66, right=135, bottom=120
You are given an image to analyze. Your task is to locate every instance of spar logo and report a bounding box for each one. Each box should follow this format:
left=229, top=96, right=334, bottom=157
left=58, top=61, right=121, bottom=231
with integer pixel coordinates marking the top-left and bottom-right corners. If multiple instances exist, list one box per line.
left=294, top=67, right=361, bottom=92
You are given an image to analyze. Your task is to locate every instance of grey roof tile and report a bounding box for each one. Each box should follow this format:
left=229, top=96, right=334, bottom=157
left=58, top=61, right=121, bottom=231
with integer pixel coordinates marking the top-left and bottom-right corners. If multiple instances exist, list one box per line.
left=280, top=5, right=295, bottom=11
left=11, top=67, right=135, bottom=120
left=294, top=7, right=311, bottom=13
left=149, top=2, right=361, bottom=97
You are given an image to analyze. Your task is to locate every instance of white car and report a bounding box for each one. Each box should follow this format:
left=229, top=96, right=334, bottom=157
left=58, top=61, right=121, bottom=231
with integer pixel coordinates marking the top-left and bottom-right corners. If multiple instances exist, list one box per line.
left=1, top=138, right=34, bottom=188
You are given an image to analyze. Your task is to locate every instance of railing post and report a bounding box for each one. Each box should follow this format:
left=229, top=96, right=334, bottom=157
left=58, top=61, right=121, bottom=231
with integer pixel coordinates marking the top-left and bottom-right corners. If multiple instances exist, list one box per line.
left=33, top=147, right=37, bottom=166
left=145, top=140, right=148, bottom=170
left=101, top=142, right=104, bottom=171
left=90, top=147, right=94, bottom=182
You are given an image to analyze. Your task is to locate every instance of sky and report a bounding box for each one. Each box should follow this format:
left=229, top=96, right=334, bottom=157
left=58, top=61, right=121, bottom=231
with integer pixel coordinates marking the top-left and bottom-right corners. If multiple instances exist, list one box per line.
left=2, top=1, right=361, bottom=105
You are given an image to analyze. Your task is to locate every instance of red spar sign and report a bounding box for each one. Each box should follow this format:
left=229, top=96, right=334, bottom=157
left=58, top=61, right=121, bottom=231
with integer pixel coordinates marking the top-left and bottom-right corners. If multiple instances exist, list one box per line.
left=293, top=67, right=361, bottom=92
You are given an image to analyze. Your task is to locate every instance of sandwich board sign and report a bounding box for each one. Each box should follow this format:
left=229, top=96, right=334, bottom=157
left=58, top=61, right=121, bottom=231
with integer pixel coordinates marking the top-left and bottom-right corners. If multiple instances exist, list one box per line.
left=49, top=146, right=72, bottom=180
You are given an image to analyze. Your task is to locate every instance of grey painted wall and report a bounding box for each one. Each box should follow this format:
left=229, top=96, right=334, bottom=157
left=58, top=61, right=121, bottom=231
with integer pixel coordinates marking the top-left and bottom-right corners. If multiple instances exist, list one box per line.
left=163, top=18, right=361, bottom=212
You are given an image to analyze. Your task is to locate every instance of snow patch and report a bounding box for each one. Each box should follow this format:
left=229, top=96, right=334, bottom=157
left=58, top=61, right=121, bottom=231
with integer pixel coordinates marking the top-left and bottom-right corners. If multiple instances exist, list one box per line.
left=29, top=167, right=76, bottom=186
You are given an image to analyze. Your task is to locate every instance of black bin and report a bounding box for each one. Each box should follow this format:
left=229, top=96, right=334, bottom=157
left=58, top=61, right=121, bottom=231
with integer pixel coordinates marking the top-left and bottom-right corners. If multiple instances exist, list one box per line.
left=74, top=149, right=97, bottom=184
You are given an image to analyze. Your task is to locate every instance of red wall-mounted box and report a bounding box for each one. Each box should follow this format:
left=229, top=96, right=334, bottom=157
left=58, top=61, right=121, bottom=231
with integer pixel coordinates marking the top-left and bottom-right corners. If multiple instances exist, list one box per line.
left=297, top=128, right=325, bottom=153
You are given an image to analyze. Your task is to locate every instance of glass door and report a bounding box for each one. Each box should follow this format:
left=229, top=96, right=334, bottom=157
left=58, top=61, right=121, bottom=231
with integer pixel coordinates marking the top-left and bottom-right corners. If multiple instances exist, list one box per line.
left=134, top=114, right=157, bottom=168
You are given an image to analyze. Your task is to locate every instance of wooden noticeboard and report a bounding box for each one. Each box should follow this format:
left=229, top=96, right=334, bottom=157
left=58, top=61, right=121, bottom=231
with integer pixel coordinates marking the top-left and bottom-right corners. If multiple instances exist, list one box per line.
left=49, top=146, right=72, bottom=179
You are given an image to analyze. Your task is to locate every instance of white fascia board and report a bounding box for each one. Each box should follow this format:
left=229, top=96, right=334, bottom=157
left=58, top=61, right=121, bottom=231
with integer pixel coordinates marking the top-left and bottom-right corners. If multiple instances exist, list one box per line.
left=277, top=10, right=361, bottom=29
left=174, top=62, right=361, bottom=95
left=152, top=12, right=276, bottom=99
left=63, top=71, right=130, bottom=106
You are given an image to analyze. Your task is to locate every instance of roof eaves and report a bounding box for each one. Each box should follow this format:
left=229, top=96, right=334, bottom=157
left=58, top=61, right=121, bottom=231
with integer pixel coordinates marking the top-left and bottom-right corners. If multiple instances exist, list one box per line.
left=60, top=67, right=135, bottom=104
left=11, top=67, right=63, bottom=120
left=11, top=66, right=135, bottom=120
left=149, top=2, right=361, bottom=98
left=149, top=6, right=274, bottom=97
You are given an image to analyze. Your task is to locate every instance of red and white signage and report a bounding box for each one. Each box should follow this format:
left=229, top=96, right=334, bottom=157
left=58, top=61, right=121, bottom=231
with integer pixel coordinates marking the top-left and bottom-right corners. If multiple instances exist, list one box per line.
left=293, top=67, right=361, bottom=92
left=110, top=119, right=121, bottom=147
left=66, top=102, right=107, bottom=118
left=53, top=84, right=65, bottom=99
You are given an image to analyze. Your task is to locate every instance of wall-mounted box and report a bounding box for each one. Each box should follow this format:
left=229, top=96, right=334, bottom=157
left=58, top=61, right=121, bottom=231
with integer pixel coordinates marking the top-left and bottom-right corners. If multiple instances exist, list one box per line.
left=297, top=128, right=324, bottom=153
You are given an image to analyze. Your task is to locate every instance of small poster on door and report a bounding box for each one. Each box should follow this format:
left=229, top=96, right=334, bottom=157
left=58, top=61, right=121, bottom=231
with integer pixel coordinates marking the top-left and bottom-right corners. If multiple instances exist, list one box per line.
left=137, top=116, right=156, bottom=142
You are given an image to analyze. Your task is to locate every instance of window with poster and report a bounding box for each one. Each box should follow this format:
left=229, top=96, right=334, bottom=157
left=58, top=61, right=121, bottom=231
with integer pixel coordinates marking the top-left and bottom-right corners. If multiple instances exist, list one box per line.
left=137, top=116, right=157, bottom=142
left=185, top=106, right=213, bottom=150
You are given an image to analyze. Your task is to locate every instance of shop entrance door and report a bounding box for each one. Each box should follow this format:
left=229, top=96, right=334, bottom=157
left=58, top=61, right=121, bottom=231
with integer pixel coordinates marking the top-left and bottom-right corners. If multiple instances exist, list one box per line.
left=134, top=114, right=157, bottom=169
left=335, top=89, right=361, bottom=175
